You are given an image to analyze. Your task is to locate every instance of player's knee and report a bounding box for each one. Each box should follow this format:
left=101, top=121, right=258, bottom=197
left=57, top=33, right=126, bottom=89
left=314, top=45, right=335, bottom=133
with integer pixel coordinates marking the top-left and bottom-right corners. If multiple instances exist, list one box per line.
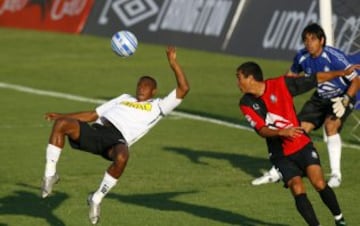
left=324, top=118, right=341, bottom=134
left=288, top=177, right=305, bottom=195
left=313, top=180, right=326, bottom=191
left=113, top=147, right=129, bottom=165
left=53, top=118, right=70, bottom=131
left=324, top=123, right=338, bottom=135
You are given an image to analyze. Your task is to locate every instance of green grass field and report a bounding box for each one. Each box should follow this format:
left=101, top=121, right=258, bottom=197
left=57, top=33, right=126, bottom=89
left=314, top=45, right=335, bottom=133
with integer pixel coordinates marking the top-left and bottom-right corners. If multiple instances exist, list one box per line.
left=0, top=28, right=359, bottom=226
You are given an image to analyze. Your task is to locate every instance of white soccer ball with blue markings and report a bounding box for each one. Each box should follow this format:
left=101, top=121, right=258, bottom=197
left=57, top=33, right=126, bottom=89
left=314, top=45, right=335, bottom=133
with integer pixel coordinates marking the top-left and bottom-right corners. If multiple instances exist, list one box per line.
left=111, top=30, right=138, bottom=57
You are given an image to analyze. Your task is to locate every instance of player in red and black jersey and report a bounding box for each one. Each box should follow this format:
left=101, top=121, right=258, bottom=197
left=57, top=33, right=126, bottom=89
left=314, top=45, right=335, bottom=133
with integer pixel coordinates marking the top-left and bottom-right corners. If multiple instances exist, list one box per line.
left=252, top=23, right=360, bottom=188
left=237, top=62, right=360, bottom=226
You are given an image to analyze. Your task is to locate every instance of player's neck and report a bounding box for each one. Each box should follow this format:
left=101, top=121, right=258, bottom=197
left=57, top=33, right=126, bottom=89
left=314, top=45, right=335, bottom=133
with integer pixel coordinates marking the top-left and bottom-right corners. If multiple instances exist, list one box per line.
left=310, top=47, right=324, bottom=58
left=253, top=82, right=265, bottom=97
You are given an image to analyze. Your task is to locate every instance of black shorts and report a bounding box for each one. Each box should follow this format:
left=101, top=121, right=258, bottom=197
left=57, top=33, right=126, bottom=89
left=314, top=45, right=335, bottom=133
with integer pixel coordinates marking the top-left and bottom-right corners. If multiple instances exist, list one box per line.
left=270, top=143, right=321, bottom=187
left=297, top=92, right=354, bottom=130
left=69, top=121, right=127, bottom=161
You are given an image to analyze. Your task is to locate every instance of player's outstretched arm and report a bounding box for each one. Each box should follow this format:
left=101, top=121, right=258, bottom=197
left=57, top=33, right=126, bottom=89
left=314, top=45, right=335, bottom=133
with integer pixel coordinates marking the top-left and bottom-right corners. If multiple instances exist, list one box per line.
left=258, top=126, right=304, bottom=139
left=45, top=111, right=98, bottom=122
left=316, top=64, right=360, bottom=83
left=166, top=46, right=190, bottom=99
left=346, top=76, right=360, bottom=97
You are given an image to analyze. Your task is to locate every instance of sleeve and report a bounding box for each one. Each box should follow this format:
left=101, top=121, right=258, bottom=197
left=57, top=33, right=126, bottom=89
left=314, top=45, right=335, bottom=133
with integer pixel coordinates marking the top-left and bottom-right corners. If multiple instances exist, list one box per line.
left=348, top=53, right=360, bottom=64
left=239, top=96, right=266, bottom=132
left=285, top=75, right=317, bottom=97
left=327, top=47, right=358, bottom=80
left=290, top=51, right=304, bottom=73
left=158, top=89, right=182, bottom=115
left=347, top=53, right=360, bottom=78
left=344, top=65, right=358, bottom=81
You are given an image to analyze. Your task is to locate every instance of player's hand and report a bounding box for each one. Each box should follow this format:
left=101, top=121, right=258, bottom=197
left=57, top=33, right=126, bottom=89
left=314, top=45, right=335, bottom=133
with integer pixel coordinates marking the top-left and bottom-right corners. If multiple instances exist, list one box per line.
left=45, top=112, right=62, bottom=121
left=285, top=71, right=300, bottom=77
left=343, top=64, right=360, bottom=77
left=279, top=127, right=304, bottom=138
left=331, top=94, right=354, bottom=118
left=166, top=46, right=177, bottom=65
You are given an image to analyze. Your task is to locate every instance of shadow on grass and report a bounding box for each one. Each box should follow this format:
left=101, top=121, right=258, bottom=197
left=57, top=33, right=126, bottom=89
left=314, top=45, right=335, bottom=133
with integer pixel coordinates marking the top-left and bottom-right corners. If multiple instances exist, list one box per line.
left=0, top=183, right=68, bottom=226
left=109, top=191, right=288, bottom=226
left=164, top=146, right=272, bottom=178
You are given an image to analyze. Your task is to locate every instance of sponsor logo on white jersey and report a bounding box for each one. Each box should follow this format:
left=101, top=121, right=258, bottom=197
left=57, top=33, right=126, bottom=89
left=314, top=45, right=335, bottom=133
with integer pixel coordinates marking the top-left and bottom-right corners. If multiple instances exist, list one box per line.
left=120, top=101, right=152, bottom=111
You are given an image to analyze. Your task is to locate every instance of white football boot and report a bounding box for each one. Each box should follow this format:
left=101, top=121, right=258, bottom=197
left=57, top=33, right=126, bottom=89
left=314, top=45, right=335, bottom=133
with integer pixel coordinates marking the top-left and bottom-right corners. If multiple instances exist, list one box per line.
left=88, top=193, right=101, bottom=224
left=251, top=166, right=281, bottom=186
left=41, top=173, right=60, bottom=198
left=328, top=174, right=342, bottom=188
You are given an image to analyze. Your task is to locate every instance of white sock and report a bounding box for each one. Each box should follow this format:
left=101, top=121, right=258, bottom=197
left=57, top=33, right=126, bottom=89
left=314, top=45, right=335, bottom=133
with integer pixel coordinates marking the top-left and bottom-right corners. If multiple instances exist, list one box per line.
left=92, top=172, right=118, bottom=204
left=44, top=144, right=62, bottom=177
left=334, top=213, right=343, bottom=221
left=326, top=134, right=342, bottom=178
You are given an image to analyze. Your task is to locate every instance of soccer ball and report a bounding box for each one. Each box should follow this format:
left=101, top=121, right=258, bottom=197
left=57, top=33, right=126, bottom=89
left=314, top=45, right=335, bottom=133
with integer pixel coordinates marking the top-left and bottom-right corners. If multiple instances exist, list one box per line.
left=111, top=30, right=138, bottom=57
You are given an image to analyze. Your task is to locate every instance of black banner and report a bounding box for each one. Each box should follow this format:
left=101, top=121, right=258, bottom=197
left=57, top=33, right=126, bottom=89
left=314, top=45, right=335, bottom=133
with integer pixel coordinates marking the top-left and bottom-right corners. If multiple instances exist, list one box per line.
left=83, top=0, right=238, bottom=52
left=83, top=0, right=360, bottom=60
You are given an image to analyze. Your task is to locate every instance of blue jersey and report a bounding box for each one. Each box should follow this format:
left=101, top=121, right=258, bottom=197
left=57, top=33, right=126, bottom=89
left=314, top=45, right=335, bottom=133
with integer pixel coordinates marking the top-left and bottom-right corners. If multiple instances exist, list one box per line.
left=348, top=52, right=360, bottom=64
left=349, top=52, right=360, bottom=109
left=290, top=46, right=358, bottom=99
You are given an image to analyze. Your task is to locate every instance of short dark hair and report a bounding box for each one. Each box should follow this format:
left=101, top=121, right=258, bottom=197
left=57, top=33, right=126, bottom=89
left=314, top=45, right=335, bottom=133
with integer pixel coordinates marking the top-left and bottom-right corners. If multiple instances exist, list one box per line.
left=237, top=62, right=263, bottom=81
left=301, top=23, right=326, bottom=47
left=138, top=75, right=157, bottom=88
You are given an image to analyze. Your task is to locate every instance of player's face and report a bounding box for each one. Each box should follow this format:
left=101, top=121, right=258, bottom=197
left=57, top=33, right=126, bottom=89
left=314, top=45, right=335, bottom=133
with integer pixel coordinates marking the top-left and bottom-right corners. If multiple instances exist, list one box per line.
left=136, top=78, right=157, bottom=101
left=303, top=33, right=324, bottom=57
left=236, top=71, right=251, bottom=93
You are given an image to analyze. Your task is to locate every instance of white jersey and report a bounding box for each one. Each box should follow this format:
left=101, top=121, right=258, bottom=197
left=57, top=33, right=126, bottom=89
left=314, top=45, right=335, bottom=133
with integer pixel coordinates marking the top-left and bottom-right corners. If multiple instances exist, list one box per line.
left=95, top=89, right=182, bottom=146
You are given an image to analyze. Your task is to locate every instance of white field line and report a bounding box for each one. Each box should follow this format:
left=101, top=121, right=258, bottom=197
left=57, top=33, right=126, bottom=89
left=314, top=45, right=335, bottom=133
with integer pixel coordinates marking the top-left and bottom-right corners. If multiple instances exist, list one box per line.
left=0, top=82, right=358, bottom=150
left=0, top=82, right=104, bottom=105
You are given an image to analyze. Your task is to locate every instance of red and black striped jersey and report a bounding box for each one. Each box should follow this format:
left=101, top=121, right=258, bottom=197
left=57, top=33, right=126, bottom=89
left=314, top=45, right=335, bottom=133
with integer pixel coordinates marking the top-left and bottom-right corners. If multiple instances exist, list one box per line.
left=240, top=75, right=317, bottom=157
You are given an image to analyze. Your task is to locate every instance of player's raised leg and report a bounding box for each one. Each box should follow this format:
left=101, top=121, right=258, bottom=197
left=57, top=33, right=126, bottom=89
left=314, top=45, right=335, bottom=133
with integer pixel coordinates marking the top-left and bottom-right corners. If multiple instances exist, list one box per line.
left=41, top=117, right=80, bottom=198
left=88, top=143, right=129, bottom=224
left=41, top=144, right=61, bottom=198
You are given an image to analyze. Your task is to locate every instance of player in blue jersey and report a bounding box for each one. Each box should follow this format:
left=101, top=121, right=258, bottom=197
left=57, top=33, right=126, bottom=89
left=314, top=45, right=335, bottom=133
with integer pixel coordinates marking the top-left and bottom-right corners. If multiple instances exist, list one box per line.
left=252, top=23, right=360, bottom=188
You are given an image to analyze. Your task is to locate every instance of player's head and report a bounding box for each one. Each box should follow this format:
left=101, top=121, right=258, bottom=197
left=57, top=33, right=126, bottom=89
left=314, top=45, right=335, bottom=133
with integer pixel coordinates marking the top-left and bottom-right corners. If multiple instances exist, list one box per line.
left=136, top=76, right=157, bottom=101
left=301, top=23, right=326, bottom=56
left=236, top=62, right=263, bottom=93
left=237, top=62, right=263, bottom=81
left=302, top=23, right=326, bottom=46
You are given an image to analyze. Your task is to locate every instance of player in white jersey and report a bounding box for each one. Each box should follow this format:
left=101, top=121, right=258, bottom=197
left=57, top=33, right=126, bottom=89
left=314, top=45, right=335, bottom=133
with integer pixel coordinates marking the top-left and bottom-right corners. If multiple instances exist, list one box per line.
left=40, top=46, right=190, bottom=224
left=251, top=23, right=360, bottom=188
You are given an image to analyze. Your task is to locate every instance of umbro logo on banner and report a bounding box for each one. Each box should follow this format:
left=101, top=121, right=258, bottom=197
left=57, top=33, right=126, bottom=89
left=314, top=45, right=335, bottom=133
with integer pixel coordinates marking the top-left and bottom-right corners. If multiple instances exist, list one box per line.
left=98, top=0, right=159, bottom=26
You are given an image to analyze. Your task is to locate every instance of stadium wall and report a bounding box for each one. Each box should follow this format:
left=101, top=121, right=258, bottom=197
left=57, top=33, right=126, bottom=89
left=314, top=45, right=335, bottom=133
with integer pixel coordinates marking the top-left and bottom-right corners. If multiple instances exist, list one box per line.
left=0, top=0, right=94, bottom=33
left=1, top=0, right=359, bottom=60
